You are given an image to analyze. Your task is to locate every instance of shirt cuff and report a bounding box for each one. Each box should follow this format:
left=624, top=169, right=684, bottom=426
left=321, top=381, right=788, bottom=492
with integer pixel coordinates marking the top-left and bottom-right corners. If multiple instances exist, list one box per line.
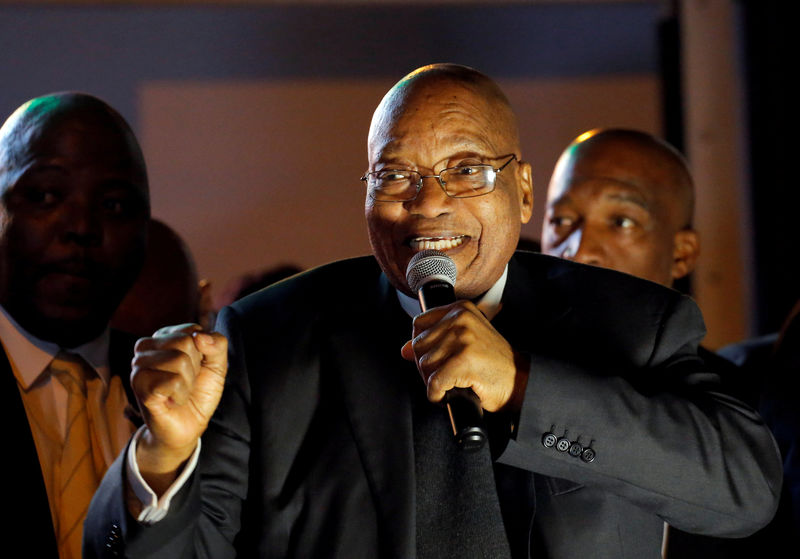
left=126, top=425, right=201, bottom=524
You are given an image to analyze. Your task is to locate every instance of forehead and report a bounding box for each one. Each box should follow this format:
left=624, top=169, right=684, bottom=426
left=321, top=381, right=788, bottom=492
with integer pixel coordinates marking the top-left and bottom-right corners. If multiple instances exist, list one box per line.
left=550, top=140, right=675, bottom=203
left=549, top=175, right=653, bottom=213
left=6, top=112, right=147, bottom=186
left=369, top=80, right=511, bottom=164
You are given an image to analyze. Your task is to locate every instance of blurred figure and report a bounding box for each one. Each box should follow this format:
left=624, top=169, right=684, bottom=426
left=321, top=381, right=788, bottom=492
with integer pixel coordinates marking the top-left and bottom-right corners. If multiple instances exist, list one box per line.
left=213, top=263, right=302, bottom=311
left=765, top=301, right=800, bottom=529
left=0, top=92, right=149, bottom=558
left=542, top=127, right=785, bottom=557
left=111, top=218, right=201, bottom=337
left=719, top=300, right=800, bottom=541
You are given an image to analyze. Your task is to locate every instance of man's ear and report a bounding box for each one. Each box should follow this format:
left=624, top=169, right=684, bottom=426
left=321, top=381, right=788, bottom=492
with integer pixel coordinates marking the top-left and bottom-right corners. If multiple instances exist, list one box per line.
left=517, top=160, right=534, bottom=224
left=671, top=228, right=700, bottom=280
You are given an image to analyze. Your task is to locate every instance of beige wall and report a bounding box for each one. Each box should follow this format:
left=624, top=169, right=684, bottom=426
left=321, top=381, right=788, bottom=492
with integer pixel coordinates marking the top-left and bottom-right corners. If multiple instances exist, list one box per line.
left=140, top=75, right=661, bottom=298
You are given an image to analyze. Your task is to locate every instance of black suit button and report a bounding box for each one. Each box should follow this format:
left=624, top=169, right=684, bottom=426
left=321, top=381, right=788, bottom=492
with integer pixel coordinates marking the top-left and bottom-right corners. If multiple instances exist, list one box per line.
left=568, top=441, right=583, bottom=457
left=542, top=432, right=557, bottom=448
left=556, top=437, right=571, bottom=452
left=581, top=447, right=596, bottom=463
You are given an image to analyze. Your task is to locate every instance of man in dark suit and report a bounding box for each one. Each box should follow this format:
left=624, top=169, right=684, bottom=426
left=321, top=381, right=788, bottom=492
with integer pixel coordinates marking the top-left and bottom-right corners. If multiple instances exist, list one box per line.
left=0, top=92, right=149, bottom=558
left=84, top=64, right=782, bottom=558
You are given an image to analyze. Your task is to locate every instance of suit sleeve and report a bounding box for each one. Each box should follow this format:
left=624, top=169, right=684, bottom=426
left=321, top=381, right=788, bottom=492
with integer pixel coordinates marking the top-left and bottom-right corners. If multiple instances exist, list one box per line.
left=498, top=294, right=784, bottom=537
left=83, top=305, right=253, bottom=559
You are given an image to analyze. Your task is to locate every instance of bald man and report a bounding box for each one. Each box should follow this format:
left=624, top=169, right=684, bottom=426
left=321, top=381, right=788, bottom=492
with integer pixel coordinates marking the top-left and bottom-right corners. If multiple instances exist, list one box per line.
left=542, top=128, right=699, bottom=287
left=542, top=129, right=781, bottom=557
left=0, top=93, right=149, bottom=558
left=85, top=66, right=780, bottom=559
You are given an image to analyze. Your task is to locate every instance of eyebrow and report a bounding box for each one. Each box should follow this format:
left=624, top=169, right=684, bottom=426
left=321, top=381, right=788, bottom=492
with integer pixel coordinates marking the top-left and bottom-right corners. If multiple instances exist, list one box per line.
left=373, top=150, right=496, bottom=170
left=548, top=189, right=651, bottom=212
left=603, top=192, right=651, bottom=211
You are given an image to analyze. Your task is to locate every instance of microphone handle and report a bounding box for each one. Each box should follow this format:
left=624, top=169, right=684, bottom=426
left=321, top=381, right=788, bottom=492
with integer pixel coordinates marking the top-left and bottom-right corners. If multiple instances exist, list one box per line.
left=418, top=281, right=488, bottom=452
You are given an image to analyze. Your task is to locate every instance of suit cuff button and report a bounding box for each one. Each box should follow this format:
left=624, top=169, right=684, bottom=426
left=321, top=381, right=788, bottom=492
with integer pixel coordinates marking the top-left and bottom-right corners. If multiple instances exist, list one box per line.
left=581, top=447, right=596, bottom=463
left=542, top=432, right=558, bottom=448
left=568, top=441, right=583, bottom=457
left=555, top=437, right=571, bottom=452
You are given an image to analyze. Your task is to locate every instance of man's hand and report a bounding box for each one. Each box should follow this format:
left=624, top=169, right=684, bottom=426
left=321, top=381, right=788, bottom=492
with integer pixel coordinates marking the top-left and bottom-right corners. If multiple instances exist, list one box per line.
left=400, top=301, right=529, bottom=414
left=131, top=323, right=228, bottom=495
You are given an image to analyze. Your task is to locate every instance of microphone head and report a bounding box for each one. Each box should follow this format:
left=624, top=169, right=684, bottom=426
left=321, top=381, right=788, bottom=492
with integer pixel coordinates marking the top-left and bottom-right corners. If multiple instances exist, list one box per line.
left=406, top=249, right=457, bottom=293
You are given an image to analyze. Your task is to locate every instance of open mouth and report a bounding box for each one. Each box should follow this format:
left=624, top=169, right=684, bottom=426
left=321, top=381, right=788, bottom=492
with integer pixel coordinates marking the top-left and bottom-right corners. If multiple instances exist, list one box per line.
left=408, top=235, right=467, bottom=252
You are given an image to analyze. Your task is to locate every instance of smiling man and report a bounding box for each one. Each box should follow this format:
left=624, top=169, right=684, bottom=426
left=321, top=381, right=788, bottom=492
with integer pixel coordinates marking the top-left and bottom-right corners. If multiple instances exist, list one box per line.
left=84, top=65, right=781, bottom=559
left=0, top=93, right=149, bottom=558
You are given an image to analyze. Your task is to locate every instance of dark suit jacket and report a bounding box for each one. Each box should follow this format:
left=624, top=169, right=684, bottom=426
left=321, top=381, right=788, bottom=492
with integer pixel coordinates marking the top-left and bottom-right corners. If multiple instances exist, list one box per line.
left=84, top=253, right=783, bottom=559
left=1, top=329, right=139, bottom=557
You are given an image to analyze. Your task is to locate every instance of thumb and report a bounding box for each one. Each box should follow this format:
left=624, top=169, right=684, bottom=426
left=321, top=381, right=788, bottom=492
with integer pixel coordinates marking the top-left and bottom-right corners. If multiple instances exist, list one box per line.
left=193, top=331, right=228, bottom=375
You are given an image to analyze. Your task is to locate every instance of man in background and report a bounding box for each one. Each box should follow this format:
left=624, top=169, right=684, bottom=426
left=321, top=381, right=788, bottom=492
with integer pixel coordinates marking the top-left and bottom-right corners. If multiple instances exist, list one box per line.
left=541, top=128, right=698, bottom=288
left=0, top=92, right=150, bottom=558
left=111, top=218, right=203, bottom=337
left=541, top=127, right=787, bottom=556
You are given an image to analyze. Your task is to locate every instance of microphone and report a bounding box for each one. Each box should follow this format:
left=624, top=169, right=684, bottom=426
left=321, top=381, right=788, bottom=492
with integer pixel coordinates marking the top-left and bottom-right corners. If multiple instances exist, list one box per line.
left=406, top=249, right=488, bottom=452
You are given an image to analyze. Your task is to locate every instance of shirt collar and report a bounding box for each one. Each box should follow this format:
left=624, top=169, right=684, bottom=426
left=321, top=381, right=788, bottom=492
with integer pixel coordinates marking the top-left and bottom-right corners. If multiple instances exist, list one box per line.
left=0, top=305, right=111, bottom=389
left=397, top=264, right=508, bottom=319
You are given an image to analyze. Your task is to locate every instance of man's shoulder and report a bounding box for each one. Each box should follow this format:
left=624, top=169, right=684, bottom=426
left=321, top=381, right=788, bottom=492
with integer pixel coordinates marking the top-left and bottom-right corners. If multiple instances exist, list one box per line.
left=511, top=250, right=692, bottom=305
left=718, top=333, right=779, bottom=369
left=225, top=255, right=384, bottom=319
left=508, top=251, right=705, bottom=366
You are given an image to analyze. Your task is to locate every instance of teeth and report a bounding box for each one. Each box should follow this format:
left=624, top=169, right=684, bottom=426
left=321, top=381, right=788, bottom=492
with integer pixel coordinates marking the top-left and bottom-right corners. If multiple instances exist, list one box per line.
left=410, top=236, right=465, bottom=251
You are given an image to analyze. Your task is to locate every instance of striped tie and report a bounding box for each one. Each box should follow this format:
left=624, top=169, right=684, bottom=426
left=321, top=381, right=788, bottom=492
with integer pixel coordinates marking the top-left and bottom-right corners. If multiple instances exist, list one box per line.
left=50, top=351, right=100, bottom=559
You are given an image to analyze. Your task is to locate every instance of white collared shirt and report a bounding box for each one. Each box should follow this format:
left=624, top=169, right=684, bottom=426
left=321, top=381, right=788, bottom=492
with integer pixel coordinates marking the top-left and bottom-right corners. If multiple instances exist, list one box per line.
left=0, top=304, right=111, bottom=439
left=396, top=264, right=508, bottom=320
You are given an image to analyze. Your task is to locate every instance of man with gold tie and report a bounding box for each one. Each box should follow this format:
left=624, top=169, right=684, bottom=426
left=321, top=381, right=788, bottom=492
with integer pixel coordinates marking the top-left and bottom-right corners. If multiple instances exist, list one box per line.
left=0, top=92, right=150, bottom=558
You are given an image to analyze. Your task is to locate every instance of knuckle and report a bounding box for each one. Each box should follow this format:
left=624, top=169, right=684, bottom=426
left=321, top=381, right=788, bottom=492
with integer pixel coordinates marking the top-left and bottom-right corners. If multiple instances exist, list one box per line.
left=134, top=336, right=157, bottom=353
left=427, top=370, right=447, bottom=393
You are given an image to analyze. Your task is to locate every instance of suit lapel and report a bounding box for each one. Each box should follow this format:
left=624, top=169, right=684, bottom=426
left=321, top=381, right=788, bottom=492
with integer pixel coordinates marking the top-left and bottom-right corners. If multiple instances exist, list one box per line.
left=327, top=272, right=417, bottom=559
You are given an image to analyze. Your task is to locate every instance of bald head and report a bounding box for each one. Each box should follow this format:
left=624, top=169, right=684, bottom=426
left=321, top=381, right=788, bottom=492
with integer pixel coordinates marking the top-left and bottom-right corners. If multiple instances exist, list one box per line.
left=364, top=63, right=533, bottom=300
left=0, top=92, right=150, bottom=347
left=368, top=63, right=521, bottom=164
left=566, top=129, right=694, bottom=226
left=0, top=92, right=148, bottom=195
left=542, top=128, right=699, bottom=287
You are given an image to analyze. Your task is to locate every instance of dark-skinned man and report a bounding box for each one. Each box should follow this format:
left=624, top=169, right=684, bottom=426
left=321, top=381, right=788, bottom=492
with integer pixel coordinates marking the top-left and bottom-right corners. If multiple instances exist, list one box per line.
left=541, top=127, right=788, bottom=557
left=85, top=65, right=781, bottom=559
left=0, top=93, right=149, bottom=558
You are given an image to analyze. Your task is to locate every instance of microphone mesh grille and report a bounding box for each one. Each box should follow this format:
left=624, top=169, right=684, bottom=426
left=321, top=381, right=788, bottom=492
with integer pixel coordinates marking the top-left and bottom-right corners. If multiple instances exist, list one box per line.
left=405, top=249, right=457, bottom=292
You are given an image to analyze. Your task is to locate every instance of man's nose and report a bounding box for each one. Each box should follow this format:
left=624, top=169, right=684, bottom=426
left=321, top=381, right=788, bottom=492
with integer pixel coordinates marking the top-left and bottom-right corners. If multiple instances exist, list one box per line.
left=61, top=198, right=103, bottom=247
left=561, top=227, right=604, bottom=267
left=403, top=175, right=452, bottom=217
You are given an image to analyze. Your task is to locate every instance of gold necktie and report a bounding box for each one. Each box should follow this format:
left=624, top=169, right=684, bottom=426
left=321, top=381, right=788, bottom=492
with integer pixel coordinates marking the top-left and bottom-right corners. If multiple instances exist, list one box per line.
left=49, top=351, right=100, bottom=559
